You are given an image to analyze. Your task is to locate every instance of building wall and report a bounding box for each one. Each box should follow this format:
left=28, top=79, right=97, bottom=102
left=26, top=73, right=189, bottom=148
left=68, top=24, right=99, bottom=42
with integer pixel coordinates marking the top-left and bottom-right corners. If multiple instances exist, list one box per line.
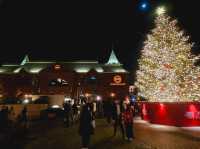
left=79, top=72, right=129, bottom=99
left=0, top=65, right=130, bottom=101
left=38, top=68, right=76, bottom=95
left=0, top=73, right=34, bottom=98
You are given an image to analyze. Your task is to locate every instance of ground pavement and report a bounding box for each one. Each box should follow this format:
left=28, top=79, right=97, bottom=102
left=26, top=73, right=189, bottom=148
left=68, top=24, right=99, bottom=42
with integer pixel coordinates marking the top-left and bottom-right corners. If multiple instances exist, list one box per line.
left=1, top=118, right=200, bottom=149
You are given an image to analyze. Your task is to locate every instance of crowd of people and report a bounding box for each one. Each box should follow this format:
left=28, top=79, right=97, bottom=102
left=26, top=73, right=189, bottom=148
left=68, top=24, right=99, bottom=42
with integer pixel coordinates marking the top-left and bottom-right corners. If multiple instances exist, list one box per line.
left=78, top=95, right=137, bottom=149
left=0, top=95, right=138, bottom=149
left=63, top=100, right=79, bottom=127
left=0, top=105, right=28, bottom=132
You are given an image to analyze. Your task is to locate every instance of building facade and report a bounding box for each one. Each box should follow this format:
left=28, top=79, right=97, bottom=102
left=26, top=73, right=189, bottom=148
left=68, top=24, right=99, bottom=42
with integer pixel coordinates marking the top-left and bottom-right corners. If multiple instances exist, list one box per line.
left=0, top=50, right=130, bottom=102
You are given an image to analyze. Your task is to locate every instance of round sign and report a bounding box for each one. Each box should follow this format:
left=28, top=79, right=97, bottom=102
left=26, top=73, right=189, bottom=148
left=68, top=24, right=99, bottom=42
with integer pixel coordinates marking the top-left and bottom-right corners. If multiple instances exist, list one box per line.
left=113, top=75, right=122, bottom=84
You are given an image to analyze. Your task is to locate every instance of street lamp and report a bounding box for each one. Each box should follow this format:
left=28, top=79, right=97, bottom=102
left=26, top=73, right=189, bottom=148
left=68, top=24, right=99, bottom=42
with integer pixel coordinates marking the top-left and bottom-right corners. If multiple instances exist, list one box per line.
left=110, top=93, right=115, bottom=98
left=96, top=96, right=101, bottom=101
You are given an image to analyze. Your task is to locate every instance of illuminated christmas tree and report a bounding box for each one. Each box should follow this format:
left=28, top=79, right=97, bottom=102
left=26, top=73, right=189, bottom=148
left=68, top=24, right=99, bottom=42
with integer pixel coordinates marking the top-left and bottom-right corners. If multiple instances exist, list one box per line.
left=135, top=7, right=200, bottom=102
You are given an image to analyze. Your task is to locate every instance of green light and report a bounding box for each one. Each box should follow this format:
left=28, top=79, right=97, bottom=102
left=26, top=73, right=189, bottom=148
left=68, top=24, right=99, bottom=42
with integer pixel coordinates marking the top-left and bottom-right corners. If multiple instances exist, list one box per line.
left=114, top=69, right=127, bottom=73
left=95, top=67, right=104, bottom=72
left=29, top=68, right=43, bottom=73
left=106, top=50, right=121, bottom=65
left=75, top=67, right=90, bottom=73
left=0, top=69, right=5, bottom=73
left=13, top=68, right=22, bottom=73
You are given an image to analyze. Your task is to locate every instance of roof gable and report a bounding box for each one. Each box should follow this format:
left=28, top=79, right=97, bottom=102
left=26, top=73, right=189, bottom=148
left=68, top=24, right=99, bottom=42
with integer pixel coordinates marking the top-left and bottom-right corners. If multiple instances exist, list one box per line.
left=106, top=50, right=121, bottom=65
left=21, top=54, right=30, bottom=65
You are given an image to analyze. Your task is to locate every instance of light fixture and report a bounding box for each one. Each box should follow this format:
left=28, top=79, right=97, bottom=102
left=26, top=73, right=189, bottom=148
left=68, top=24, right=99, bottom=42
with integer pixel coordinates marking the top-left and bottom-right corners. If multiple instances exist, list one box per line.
left=64, top=97, right=71, bottom=102
left=96, top=96, right=101, bottom=101
left=110, top=93, right=115, bottom=97
left=52, top=105, right=60, bottom=108
left=23, top=99, right=29, bottom=104
left=54, top=64, right=61, bottom=70
left=85, top=93, right=90, bottom=97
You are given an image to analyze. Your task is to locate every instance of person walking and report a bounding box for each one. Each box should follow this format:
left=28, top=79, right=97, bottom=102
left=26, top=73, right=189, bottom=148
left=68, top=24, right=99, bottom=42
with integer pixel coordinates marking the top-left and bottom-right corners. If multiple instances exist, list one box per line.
left=122, top=104, right=134, bottom=141
left=104, top=97, right=113, bottom=124
left=0, top=106, right=9, bottom=131
left=8, top=106, right=16, bottom=128
left=72, top=102, right=79, bottom=123
left=20, top=106, right=28, bottom=129
left=112, top=99, right=125, bottom=139
left=79, top=99, right=94, bottom=149
left=63, top=101, right=72, bottom=127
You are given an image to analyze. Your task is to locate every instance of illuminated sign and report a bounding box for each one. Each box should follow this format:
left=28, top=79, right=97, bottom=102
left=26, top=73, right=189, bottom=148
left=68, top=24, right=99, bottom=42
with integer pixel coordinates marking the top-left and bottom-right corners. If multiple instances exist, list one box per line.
left=113, top=75, right=122, bottom=83
left=110, top=75, right=126, bottom=86
left=49, top=78, right=68, bottom=86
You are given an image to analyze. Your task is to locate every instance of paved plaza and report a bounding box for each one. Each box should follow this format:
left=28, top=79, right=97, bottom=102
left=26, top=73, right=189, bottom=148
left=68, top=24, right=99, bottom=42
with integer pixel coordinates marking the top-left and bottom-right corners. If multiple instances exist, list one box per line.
left=1, top=118, right=200, bottom=149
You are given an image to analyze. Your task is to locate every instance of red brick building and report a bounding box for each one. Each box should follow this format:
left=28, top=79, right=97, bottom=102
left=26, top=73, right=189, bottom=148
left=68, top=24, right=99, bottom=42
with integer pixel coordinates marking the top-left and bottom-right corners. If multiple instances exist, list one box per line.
left=0, top=50, right=130, bottom=102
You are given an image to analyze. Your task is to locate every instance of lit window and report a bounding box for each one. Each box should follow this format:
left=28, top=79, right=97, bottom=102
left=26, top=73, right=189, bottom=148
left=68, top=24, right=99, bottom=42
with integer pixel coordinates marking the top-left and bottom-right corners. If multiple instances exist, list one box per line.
left=54, top=64, right=61, bottom=70
left=49, top=78, right=68, bottom=86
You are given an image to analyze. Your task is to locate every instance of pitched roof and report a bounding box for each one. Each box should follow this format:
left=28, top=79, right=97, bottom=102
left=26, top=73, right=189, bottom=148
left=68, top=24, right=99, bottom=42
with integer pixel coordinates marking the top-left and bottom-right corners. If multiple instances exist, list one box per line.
left=0, top=50, right=128, bottom=74
left=21, top=54, right=30, bottom=65
left=106, top=50, right=121, bottom=65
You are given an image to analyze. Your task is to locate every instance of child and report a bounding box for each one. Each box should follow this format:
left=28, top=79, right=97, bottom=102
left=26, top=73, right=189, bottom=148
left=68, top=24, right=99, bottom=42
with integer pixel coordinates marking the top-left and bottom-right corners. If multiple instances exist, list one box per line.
left=122, top=104, right=134, bottom=141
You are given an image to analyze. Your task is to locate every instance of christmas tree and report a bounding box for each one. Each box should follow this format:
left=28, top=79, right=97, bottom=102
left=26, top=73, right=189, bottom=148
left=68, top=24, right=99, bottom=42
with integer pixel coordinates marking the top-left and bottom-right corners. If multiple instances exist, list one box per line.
left=135, top=7, right=200, bottom=102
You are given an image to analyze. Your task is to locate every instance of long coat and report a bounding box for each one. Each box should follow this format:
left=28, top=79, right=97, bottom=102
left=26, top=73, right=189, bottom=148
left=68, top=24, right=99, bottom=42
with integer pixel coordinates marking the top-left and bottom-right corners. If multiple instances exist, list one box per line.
left=79, top=104, right=94, bottom=136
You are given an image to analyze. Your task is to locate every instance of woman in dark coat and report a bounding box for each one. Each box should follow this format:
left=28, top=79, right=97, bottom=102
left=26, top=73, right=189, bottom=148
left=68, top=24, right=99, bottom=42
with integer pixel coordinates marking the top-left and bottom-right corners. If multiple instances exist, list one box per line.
left=79, top=103, right=94, bottom=149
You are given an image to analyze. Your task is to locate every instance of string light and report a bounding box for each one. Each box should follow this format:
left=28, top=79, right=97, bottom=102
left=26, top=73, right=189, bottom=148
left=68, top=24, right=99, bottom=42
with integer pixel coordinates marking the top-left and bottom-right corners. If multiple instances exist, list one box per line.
left=135, top=12, right=200, bottom=102
left=156, top=6, right=166, bottom=16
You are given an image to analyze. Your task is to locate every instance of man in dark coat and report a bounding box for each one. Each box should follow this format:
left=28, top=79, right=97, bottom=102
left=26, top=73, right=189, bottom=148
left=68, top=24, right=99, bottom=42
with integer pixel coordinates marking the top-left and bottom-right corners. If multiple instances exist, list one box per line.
left=103, top=97, right=113, bottom=124
left=79, top=102, right=94, bottom=149
left=112, top=99, right=125, bottom=139
left=72, top=102, right=79, bottom=123
left=0, top=106, right=9, bottom=130
left=63, top=101, right=72, bottom=127
left=20, top=106, right=28, bottom=129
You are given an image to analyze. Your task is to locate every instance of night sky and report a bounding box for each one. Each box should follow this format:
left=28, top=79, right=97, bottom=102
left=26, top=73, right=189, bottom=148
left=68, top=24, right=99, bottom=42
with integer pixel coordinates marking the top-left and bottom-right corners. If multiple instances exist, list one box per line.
left=0, top=0, right=200, bottom=71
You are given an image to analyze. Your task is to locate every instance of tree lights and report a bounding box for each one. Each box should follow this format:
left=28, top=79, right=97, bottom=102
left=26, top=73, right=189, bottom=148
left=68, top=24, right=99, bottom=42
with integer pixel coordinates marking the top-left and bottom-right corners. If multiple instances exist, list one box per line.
left=135, top=7, right=200, bottom=102
left=156, top=6, right=166, bottom=15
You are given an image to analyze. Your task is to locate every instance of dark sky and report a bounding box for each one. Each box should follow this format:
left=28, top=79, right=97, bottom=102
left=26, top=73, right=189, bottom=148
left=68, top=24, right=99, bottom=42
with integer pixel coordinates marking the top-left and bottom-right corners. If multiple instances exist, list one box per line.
left=0, top=0, right=200, bottom=71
